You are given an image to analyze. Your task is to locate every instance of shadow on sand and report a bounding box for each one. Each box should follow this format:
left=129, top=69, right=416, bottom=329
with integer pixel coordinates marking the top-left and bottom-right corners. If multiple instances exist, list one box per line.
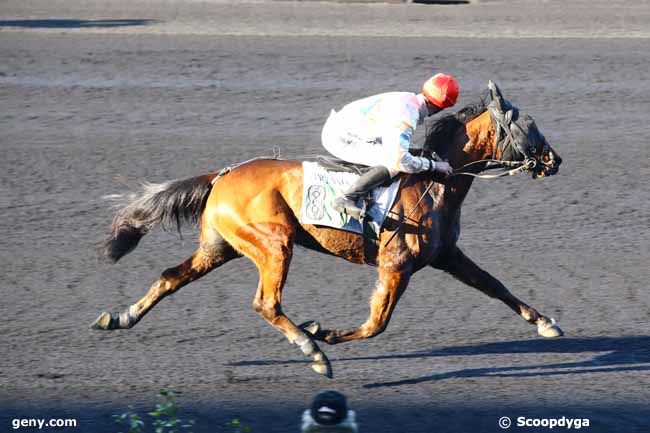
left=0, top=19, right=156, bottom=29
left=227, top=336, right=650, bottom=387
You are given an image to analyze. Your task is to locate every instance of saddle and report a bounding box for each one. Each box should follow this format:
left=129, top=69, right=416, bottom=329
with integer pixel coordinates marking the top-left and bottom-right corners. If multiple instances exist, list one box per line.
left=314, top=155, right=373, bottom=175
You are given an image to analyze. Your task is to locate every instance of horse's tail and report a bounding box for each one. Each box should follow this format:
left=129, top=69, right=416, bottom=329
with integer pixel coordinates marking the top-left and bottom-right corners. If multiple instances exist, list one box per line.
left=102, top=173, right=219, bottom=263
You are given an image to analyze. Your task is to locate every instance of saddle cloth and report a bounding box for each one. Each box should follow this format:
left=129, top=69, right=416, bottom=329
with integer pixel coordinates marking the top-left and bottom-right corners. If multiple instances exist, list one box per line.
left=300, top=161, right=400, bottom=235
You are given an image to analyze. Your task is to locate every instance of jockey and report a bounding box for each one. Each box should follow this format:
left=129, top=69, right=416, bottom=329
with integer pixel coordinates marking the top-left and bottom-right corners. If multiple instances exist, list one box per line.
left=321, top=73, right=459, bottom=219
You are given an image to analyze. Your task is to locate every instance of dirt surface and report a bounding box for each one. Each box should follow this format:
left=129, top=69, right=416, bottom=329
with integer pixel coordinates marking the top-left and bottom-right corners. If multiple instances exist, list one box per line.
left=1, top=1, right=649, bottom=432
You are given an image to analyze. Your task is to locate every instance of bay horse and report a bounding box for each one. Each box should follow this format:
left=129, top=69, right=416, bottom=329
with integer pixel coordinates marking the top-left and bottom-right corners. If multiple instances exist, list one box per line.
left=93, top=81, right=563, bottom=378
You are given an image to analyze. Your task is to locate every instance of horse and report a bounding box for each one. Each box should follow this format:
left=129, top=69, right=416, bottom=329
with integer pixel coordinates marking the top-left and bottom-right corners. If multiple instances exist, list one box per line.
left=92, top=81, right=563, bottom=378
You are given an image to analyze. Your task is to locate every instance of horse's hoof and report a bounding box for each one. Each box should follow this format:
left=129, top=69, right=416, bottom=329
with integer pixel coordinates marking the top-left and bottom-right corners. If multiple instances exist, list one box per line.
left=311, top=361, right=333, bottom=378
left=91, top=312, right=114, bottom=330
left=537, top=318, right=563, bottom=338
left=299, top=320, right=322, bottom=337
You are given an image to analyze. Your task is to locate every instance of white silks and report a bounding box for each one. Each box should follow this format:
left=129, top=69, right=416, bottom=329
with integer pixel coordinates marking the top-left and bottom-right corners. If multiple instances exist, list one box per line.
left=321, top=92, right=433, bottom=177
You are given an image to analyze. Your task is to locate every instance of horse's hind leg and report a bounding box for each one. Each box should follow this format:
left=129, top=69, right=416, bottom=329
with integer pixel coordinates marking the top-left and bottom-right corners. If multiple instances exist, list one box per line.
left=230, top=223, right=332, bottom=377
left=431, top=247, right=563, bottom=337
left=92, top=229, right=239, bottom=330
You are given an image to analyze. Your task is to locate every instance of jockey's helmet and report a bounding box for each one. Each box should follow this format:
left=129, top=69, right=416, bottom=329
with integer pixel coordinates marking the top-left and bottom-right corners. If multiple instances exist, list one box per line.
left=422, top=73, right=460, bottom=109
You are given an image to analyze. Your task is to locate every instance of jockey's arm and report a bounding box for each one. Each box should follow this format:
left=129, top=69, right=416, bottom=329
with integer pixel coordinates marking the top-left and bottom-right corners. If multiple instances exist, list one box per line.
left=382, top=122, right=433, bottom=174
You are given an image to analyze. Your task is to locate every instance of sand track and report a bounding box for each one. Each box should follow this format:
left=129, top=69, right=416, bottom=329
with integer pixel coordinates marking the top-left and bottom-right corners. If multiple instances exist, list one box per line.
left=1, top=1, right=649, bottom=432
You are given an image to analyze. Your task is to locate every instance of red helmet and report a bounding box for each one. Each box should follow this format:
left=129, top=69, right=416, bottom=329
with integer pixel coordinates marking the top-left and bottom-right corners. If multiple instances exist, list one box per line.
left=422, top=73, right=460, bottom=109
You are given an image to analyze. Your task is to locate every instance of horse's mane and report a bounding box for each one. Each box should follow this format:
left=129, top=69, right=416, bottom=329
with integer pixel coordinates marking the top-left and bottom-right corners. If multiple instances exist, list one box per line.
left=424, top=98, right=488, bottom=158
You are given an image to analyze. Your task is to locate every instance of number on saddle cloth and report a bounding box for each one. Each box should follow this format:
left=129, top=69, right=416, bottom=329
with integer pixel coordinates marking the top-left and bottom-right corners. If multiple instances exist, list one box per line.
left=300, top=161, right=400, bottom=237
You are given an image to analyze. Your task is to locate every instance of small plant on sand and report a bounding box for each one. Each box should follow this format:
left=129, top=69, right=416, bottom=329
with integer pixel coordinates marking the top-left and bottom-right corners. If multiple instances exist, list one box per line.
left=113, top=389, right=194, bottom=433
left=113, top=407, right=144, bottom=433
left=227, top=417, right=252, bottom=433
left=148, top=389, right=195, bottom=433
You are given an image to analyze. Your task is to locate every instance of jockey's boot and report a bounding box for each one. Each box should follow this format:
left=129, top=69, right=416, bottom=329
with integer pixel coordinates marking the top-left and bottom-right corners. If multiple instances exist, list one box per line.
left=333, top=166, right=392, bottom=220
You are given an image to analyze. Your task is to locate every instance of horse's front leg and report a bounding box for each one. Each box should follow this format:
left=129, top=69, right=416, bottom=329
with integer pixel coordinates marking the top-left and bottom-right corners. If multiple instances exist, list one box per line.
left=304, top=266, right=411, bottom=345
left=431, top=247, right=563, bottom=337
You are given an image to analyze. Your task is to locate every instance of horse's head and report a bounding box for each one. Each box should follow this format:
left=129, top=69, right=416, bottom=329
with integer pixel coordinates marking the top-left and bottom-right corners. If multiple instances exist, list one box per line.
left=486, top=81, right=562, bottom=178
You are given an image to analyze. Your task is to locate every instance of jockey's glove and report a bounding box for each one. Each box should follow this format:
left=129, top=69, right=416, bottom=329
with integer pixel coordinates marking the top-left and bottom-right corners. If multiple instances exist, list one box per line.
left=429, top=160, right=454, bottom=177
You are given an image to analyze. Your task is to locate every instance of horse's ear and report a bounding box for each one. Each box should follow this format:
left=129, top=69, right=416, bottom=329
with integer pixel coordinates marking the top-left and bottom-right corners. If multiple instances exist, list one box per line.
left=504, top=109, right=513, bottom=124
left=487, top=80, right=510, bottom=112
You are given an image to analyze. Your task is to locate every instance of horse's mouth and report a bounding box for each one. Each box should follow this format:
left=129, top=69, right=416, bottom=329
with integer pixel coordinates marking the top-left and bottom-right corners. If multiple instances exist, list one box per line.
left=532, top=163, right=559, bottom=179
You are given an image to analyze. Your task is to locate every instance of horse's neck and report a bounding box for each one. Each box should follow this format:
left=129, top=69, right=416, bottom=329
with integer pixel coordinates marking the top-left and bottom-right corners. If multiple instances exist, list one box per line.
left=429, top=111, right=496, bottom=210
left=404, top=171, right=473, bottom=215
left=459, top=110, right=497, bottom=166
left=401, top=111, right=497, bottom=213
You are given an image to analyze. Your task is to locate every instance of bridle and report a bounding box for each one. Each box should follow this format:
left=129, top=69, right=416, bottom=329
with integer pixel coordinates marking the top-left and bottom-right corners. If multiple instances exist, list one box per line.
left=449, top=80, right=550, bottom=180
left=384, top=81, right=552, bottom=246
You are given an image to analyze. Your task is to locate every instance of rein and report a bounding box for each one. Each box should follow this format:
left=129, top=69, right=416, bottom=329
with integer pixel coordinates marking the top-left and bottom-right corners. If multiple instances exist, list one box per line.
left=384, top=98, right=541, bottom=247
left=381, top=159, right=532, bottom=247
left=448, top=158, right=536, bottom=179
left=382, top=179, right=436, bottom=247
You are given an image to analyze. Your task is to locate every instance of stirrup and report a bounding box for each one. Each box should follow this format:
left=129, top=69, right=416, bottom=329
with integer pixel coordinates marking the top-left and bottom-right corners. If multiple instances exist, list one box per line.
left=333, top=197, right=364, bottom=220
